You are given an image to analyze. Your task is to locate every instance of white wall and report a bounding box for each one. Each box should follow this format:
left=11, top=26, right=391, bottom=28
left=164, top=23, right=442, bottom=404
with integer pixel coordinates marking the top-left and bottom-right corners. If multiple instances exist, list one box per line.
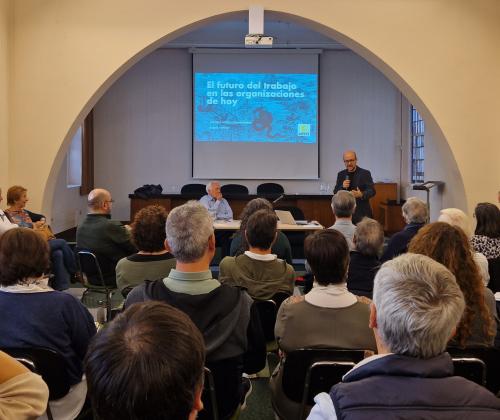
left=89, top=48, right=403, bottom=221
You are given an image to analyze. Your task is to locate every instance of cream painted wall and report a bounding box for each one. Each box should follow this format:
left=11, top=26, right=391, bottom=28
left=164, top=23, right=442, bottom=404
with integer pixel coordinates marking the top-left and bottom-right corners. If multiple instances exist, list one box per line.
left=7, top=0, right=500, bottom=219
left=0, top=0, right=10, bottom=187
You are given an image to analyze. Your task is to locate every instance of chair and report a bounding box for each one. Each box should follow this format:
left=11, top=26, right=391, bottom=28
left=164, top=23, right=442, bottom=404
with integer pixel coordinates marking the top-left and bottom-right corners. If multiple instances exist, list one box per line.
left=220, top=184, right=249, bottom=195
left=255, top=292, right=291, bottom=344
left=203, top=367, right=219, bottom=420
left=257, top=182, right=284, bottom=200
left=487, top=257, right=500, bottom=293
left=279, top=348, right=366, bottom=420
left=451, top=356, right=486, bottom=386
left=447, top=346, right=500, bottom=394
left=181, top=183, right=207, bottom=196
left=2, top=347, right=71, bottom=420
left=76, top=250, right=116, bottom=322
left=275, top=206, right=306, bottom=259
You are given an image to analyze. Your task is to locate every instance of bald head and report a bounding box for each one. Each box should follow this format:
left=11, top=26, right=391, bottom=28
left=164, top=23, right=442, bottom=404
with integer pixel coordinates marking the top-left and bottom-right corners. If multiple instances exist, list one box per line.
left=88, top=188, right=113, bottom=214
left=343, top=150, right=358, bottom=172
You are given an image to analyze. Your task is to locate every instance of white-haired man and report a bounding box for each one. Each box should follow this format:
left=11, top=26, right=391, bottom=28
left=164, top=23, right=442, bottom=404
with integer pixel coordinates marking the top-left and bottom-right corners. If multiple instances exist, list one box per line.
left=125, top=201, right=265, bottom=420
left=199, top=181, right=233, bottom=258
left=308, top=253, right=500, bottom=419
left=330, top=190, right=357, bottom=250
left=381, top=197, right=427, bottom=262
left=199, top=181, right=233, bottom=221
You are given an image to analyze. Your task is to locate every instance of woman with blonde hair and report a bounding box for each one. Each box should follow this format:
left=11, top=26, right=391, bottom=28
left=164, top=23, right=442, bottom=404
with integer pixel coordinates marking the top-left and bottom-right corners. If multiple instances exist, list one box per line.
left=408, top=222, right=496, bottom=347
left=438, top=207, right=490, bottom=285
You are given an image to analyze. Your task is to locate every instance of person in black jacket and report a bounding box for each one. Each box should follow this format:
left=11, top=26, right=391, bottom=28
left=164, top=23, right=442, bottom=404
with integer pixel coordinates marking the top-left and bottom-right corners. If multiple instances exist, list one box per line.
left=333, top=150, right=376, bottom=224
left=347, top=217, right=384, bottom=299
left=125, top=201, right=265, bottom=420
left=381, top=197, right=427, bottom=262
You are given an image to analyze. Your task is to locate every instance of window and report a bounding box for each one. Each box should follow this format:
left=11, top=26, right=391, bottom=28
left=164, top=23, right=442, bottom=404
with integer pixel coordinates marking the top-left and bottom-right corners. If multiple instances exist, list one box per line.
left=67, top=126, right=82, bottom=188
left=410, top=105, right=425, bottom=183
left=65, top=111, right=94, bottom=194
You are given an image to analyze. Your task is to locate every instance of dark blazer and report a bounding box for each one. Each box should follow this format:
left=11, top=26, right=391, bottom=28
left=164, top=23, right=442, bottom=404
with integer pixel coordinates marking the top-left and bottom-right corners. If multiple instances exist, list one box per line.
left=334, top=166, right=375, bottom=224
left=381, top=222, right=425, bottom=262
left=347, top=251, right=380, bottom=299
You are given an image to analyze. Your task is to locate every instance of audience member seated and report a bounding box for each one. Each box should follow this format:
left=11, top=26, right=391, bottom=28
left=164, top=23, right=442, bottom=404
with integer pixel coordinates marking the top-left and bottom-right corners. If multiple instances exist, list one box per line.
left=271, top=229, right=376, bottom=420
left=438, top=207, right=490, bottom=286
left=308, top=253, right=500, bottom=419
left=125, top=201, right=265, bottom=420
left=85, top=301, right=205, bottom=420
left=0, top=188, right=16, bottom=238
left=329, top=191, right=357, bottom=250
left=199, top=181, right=233, bottom=259
left=408, top=222, right=497, bottom=347
left=4, top=185, right=77, bottom=291
left=0, top=350, right=49, bottom=420
left=76, top=188, right=136, bottom=286
left=471, top=202, right=500, bottom=260
left=347, top=217, right=384, bottom=299
left=115, top=205, right=175, bottom=297
left=219, top=209, right=295, bottom=300
left=0, top=228, right=96, bottom=419
left=381, top=196, right=427, bottom=262
left=230, top=198, right=293, bottom=265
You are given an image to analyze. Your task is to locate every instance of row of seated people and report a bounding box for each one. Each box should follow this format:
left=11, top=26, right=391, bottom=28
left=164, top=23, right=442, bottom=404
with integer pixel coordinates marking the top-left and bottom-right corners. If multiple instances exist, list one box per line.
left=0, top=185, right=499, bottom=418
left=1, top=225, right=499, bottom=418
left=0, top=185, right=77, bottom=291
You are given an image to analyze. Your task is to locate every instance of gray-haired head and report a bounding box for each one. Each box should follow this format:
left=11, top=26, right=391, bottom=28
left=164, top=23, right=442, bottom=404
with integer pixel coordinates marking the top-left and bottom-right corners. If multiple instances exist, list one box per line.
left=353, top=217, right=384, bottom=256
left=165, top=201, right=214, bottom=263
left=206, top=181, right=220, bottom=194
left=331, top=191, right=356, bottom=218
left=438, top=208, right=472, bottom=239
left=87, top=188, right=112, bottom=213
left=373, top=253, right=465, bottom=359
left=402, top=197, right=428, bottom=224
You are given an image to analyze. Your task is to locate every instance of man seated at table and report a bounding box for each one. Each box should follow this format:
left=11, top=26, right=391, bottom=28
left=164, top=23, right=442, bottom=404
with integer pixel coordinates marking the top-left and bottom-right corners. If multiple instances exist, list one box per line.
left=199, top=181, right=233, bottom=221
left=308, top=253, right=500, bottom=419
left=219, top=209, right=295, bottom=300
left=199, top=181, right=233, bottom=258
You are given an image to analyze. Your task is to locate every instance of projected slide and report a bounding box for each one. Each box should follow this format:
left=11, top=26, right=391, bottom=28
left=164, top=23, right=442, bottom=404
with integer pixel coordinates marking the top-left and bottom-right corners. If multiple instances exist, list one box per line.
left=194, top=73, right=317, bottom=143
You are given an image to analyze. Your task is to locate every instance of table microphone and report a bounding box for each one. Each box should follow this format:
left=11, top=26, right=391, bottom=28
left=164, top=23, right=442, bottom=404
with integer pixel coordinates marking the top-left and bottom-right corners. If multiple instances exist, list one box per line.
left=272, top=194, right=285, bottom=205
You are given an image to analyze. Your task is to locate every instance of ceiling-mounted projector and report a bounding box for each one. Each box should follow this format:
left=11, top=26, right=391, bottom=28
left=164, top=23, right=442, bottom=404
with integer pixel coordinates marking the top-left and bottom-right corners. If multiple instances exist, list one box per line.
left=245, top=34, right=273, bottom=48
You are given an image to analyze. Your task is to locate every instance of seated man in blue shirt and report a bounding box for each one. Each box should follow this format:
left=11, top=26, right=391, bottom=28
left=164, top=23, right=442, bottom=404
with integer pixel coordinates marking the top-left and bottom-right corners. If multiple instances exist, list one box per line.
left=199, top=181, right=233, bottom=258
left=199, top=181, right=233, bottom=220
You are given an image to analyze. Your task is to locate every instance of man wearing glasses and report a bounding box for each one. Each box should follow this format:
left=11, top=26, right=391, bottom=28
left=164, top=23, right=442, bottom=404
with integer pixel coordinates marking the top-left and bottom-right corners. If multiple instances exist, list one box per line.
left=333, top=150, right=375, bottom=224
left=76, top=188, right=136, bottom=286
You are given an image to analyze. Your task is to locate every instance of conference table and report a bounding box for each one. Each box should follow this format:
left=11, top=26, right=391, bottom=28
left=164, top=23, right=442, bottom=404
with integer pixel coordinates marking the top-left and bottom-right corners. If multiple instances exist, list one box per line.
left=129, top=182, right=398, bottom=230
left=213, top=220, right=324, bottom=231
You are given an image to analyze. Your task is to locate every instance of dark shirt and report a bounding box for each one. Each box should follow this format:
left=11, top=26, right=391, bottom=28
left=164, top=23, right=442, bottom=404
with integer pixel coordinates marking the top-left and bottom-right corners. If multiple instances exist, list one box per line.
left=76, top=213, right=137, bottom=280
left=381, top=222, right=425, bottom=262
left=0, top=291, right=96, bottom=385
left=333, top=167, right=375, bottom=224
left=347, top=251, right=380, bottom=299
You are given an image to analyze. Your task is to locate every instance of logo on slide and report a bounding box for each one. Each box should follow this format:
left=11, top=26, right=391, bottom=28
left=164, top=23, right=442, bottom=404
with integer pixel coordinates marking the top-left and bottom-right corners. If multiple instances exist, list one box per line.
left=297, top=124, right=311, bottom=137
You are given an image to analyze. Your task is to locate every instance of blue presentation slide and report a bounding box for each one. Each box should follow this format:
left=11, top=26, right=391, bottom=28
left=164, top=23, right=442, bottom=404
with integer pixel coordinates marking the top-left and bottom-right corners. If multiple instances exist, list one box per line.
left=194, top=73, right=317, bottom=143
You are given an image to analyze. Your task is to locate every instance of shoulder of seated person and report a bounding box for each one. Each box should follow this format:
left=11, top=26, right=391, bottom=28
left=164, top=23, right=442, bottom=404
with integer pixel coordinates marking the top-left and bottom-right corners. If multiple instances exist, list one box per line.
left=284, top=295, right=305, bottom=306
left=355, top=295, right=372, bottom=305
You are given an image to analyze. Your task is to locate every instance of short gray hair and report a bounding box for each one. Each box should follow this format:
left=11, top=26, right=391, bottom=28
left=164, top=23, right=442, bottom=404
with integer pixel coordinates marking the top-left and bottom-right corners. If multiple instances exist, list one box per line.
left=331, top=191, right=356, bottom=218
left=353, top=217, right=384, bottom=256
left=165, top=201, right=214, bottom=263
left=438, top=208, right=472, bottom=238
left=373, top=253, right=465, bottom=359
left=402, top=197, right=428, bottom=224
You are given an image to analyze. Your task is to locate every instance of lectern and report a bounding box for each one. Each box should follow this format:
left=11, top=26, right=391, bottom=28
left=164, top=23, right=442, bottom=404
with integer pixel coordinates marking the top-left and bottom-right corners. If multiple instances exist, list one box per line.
left=412, top=181, right=445, bottom=222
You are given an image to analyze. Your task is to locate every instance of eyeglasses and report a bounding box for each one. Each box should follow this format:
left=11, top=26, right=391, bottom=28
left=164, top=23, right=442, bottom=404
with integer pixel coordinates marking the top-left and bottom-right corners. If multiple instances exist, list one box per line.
left=105, top=199, right=115, bottom=203
left=344, top=159, right=356, bottom=163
